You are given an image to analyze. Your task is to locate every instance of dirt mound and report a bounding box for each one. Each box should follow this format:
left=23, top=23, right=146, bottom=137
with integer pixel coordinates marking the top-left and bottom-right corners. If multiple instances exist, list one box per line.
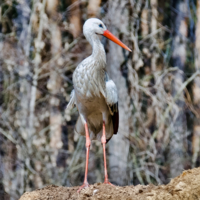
left=19, top=167, right=200, bottom=200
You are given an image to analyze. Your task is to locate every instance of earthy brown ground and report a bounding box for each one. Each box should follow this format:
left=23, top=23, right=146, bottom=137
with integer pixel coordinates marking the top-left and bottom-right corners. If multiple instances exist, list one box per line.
left=19, top=167, right=200, bottom=200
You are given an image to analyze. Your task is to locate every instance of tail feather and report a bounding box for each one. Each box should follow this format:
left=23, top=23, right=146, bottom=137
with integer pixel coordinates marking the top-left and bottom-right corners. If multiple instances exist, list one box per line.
left=112, top=109, right=119, bottom=135
left=74, top=116, right=85, bottom=136
left=66, top=90, right=75, bottom=110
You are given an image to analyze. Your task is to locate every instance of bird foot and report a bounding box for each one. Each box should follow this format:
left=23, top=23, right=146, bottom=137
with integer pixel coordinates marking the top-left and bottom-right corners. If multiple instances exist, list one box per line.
left=103, top=180, right=114, bottom=186
left=77, top=182, right=90, bottom=193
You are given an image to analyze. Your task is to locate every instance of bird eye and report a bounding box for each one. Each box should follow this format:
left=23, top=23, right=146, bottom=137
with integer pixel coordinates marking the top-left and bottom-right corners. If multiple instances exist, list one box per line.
left=99, top=24, right=103, bottom=28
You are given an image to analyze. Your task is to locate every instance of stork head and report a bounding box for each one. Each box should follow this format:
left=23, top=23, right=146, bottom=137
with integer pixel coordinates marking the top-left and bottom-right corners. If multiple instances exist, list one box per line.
left=83, top=18, right=132, bottom=52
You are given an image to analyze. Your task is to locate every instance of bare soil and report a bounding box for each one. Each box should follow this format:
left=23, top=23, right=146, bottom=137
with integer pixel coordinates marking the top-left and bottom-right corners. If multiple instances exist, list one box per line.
left=19, top=167, right=200, bottom=200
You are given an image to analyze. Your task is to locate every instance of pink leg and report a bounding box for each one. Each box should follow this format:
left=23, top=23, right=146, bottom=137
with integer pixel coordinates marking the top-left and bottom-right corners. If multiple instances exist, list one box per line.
left=101, top=122, right=114, bottom=185
left=77, top=123, right=91, bottom=192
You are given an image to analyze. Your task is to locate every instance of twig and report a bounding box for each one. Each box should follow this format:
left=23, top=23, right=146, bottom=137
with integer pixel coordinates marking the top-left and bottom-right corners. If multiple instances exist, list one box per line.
left=132, top=154, right=144, bottom=185
left=0, top=127, right=18, bottom=144
left=161, top=70, right=200, bottom=126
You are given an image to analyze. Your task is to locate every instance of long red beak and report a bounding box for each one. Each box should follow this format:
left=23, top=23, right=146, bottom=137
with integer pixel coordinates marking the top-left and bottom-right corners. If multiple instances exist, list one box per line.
left=103, top=30, right=132, bottom=52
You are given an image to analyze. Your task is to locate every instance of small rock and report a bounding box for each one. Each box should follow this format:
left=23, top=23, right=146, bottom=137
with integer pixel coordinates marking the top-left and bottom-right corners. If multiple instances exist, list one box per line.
left=93, top=189, right=99, bottom=195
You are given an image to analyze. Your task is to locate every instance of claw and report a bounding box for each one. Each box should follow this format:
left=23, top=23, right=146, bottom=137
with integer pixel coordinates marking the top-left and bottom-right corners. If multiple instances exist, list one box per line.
left=103, top=180, right=114, bottom=186
left=77, top=182, right=90, bottom=193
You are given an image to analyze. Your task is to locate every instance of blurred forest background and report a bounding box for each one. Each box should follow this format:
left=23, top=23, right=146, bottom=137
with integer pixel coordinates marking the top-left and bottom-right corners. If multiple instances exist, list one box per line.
left=0, top=0, right=200, bottom=199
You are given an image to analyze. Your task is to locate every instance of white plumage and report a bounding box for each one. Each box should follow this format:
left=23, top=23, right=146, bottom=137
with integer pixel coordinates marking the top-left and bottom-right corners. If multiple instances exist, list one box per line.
left=68, top=18, right=119, bottom=142
left=67, top=18, right=131, bottom=192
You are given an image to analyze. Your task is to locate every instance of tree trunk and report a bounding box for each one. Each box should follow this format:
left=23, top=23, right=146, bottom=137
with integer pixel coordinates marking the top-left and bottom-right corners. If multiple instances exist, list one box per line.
left=141, top=1, right=149, bottom=38
left=87, top=0, right=101, bottom=18
left=106, top=0, right=131, bottom=185
left=69, top=0, right=81, bottom=38
left=46, top=0, right=63, bottom=167
left=170, top=0, right=188, bottom=178
left=150, top=0, right=159, bottom=74
left=192, top=0, right=200, bottom=167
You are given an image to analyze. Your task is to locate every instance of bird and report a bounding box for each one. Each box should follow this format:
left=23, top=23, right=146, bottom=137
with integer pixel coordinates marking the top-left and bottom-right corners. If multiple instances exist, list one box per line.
left=67, top=18, right=131, bottom=192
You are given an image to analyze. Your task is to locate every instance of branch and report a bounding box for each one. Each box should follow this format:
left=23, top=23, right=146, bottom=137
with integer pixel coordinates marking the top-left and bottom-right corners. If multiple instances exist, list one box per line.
left=0, top=127, right=18, bottom=144
left=161, top=70, right=200, bottom=126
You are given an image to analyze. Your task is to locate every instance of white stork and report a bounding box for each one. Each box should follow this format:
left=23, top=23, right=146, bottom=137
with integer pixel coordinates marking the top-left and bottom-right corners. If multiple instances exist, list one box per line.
left=67, top=18, right=131, bottom=192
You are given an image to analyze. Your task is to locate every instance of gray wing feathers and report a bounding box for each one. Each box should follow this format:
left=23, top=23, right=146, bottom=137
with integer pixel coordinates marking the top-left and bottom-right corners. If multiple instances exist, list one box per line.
left=66, top=90, right=76, bottom=110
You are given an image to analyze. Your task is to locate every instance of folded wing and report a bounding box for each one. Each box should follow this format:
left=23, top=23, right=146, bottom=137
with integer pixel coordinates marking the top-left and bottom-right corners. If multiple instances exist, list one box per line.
left=105, top=72, right=119, bottom=136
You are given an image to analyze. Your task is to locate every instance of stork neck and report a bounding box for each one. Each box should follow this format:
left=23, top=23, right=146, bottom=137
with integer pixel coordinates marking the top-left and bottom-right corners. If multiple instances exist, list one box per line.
left=87, top=34, right=106, bottom=64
